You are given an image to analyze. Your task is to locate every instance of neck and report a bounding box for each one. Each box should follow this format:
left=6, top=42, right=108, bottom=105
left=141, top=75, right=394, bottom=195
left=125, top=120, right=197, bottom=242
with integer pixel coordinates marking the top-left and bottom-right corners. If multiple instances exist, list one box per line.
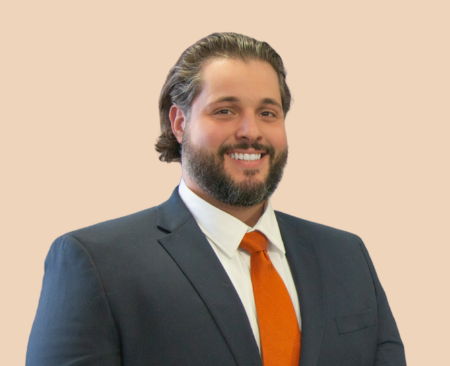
left=183, top=175, right=266, bottom=227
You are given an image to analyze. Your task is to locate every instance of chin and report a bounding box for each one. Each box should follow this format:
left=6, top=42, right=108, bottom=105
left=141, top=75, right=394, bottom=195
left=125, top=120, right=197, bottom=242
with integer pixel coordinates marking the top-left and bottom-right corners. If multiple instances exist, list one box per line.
left=229, top=170, right=265, bottom=182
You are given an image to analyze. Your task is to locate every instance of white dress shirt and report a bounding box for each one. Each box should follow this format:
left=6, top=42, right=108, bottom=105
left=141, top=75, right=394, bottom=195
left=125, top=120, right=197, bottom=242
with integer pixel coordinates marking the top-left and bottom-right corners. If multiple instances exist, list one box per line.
left=178, top=178, right=301, bottom=351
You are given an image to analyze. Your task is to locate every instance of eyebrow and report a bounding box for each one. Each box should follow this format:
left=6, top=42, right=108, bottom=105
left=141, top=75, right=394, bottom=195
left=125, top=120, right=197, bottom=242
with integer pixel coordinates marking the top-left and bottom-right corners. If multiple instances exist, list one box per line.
left=208, top=96, right=282, bottom=110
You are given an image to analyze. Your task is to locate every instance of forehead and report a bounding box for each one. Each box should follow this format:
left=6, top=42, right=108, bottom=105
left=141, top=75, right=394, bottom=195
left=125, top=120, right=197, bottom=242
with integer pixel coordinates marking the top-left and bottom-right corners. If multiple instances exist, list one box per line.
left=195, top=58, right=282, bottom=107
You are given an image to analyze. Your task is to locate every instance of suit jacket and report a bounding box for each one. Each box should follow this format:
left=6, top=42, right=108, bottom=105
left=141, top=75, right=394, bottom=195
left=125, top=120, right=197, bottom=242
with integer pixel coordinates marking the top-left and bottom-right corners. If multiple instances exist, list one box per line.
left=27, top=187, right=406, bottom=366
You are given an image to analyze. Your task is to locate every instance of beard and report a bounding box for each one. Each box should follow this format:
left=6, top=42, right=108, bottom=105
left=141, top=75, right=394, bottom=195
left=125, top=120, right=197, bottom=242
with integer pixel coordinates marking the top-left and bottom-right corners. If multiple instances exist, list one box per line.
left=181, top=129, right=288, bottom=207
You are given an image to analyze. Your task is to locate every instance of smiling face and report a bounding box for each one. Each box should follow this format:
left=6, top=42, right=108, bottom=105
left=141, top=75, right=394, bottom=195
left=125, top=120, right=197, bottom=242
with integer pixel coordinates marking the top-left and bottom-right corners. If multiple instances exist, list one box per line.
left=170, top=58, right=288, bottom=207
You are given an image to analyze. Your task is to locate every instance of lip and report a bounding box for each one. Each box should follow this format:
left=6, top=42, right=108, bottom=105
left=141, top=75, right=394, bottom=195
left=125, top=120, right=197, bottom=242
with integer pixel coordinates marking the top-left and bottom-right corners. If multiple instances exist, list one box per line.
left=225, top=149, right=267, bottom=155
left=225, top=153, right=268, bottom=169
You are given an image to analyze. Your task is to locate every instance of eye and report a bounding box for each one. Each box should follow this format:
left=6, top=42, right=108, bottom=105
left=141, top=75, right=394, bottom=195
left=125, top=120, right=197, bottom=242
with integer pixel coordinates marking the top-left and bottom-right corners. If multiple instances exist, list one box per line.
left=261, top=111, right=276, bottom=117
left=215, top=109, right=232, bottom=115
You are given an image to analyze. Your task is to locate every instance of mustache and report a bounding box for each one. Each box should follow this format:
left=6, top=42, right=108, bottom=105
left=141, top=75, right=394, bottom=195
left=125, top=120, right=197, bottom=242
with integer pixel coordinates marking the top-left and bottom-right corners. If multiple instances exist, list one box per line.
left=218, top=142, right=275, bottom=159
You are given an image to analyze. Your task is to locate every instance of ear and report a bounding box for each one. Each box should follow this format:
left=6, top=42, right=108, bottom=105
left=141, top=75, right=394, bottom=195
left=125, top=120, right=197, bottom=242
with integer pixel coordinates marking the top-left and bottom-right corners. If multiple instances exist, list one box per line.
left=169, top=104, right=186, bottom=144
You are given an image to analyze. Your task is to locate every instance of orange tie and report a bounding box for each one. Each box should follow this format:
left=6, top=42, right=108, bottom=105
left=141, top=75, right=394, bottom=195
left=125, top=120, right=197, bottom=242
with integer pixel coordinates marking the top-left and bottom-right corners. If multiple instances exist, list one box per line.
left=240, top=231, right=301, bottom=366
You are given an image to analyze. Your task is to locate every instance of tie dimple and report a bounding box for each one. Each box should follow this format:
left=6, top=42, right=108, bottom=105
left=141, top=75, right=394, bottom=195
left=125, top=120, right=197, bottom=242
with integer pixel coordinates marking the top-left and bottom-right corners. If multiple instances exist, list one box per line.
left=240, top=231, right=267, bottom=254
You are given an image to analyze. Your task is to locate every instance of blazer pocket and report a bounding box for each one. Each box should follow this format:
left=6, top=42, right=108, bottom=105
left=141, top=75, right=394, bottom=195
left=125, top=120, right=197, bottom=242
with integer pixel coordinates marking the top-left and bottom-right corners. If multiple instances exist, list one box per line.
left=335, top=309, right=375, bottom=335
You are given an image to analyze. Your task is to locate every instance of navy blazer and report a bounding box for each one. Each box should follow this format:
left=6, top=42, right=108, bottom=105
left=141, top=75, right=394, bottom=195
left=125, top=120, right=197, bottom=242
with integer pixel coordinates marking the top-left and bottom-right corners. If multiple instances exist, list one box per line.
left=27, top=187, right=406, bottom=365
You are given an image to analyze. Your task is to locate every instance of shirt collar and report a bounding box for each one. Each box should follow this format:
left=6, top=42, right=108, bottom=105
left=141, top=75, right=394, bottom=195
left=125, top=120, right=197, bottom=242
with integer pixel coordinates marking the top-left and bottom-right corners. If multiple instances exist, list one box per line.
left=178, top=178, right=285, bottom=258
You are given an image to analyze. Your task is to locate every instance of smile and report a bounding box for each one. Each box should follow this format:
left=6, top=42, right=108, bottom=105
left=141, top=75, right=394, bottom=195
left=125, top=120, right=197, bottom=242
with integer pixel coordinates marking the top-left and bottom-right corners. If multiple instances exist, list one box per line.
left=227, top=153, right=262, bottom=161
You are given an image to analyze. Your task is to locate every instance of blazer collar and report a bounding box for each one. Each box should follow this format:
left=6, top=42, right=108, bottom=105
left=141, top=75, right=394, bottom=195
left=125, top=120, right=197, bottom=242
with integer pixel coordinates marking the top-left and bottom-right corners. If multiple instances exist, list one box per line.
left=157, top=187, right=262, bottom=366
left=156, top=187, right=193, bottom=233
left=276, top=212, right=325, bottom=366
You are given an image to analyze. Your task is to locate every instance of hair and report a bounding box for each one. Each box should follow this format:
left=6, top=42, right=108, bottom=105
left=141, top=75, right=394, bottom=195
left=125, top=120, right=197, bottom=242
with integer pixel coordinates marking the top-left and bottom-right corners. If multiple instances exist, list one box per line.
left=155, top=32, right=292, bottom=163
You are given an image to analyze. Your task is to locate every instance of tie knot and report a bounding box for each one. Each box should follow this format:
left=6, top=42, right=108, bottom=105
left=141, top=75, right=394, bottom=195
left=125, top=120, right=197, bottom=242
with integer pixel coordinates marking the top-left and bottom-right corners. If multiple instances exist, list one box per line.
left=239, top=231, right=267, bottom=254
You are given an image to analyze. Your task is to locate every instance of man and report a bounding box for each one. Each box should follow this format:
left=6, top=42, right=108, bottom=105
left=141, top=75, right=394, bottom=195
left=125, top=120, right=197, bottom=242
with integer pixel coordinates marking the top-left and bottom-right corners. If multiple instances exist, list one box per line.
left=27, top=33, right=406, bottom=365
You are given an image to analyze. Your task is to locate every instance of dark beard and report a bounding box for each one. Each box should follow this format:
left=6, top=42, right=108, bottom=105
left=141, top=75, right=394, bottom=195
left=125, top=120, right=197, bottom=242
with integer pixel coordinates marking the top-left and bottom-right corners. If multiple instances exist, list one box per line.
left=182, top=131, right=288, bottom=207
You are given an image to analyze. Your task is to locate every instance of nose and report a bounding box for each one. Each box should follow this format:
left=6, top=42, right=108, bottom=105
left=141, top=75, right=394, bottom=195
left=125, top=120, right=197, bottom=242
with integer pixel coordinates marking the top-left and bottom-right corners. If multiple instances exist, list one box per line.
left=235, top=113, right=263, bottom=143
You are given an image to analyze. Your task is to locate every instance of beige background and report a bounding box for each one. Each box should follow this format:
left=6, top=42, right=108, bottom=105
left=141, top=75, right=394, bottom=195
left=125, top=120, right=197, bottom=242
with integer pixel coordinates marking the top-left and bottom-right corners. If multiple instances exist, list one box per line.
left=1, top=1, right=449, bottom=365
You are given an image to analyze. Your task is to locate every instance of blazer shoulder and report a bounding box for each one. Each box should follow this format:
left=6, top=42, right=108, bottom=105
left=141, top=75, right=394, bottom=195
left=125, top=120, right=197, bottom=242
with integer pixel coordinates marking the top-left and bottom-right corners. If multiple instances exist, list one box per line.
left=54, top=205, right=161, bottom=251
left=275, top=210, right=363, bottom=245
left=49, top=187, right=189, bottom=258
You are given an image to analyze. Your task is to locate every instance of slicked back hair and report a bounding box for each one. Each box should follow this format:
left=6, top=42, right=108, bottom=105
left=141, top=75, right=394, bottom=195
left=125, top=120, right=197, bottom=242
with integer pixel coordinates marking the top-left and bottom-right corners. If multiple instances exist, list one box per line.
left=156, top=32, right=291, bottom=163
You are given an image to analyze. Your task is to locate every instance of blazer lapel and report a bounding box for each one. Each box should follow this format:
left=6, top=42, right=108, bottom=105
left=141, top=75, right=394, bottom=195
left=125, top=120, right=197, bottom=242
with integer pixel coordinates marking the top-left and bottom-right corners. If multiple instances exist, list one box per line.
left=276, top=213, right=325, bottom=366
left=157, top=188, right=262, bottom=366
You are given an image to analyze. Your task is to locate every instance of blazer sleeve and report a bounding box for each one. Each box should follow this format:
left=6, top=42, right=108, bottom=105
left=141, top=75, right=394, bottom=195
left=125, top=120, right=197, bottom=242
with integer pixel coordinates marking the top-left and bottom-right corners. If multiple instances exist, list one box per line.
left=358, top=238, right=407, bottom=365
left=26, top=235, right=121, bottom=366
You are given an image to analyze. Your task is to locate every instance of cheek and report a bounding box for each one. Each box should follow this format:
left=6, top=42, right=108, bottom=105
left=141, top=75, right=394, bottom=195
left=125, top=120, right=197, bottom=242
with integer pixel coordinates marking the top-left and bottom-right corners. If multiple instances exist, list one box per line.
left=266, top=126, right=288, bottom=150
left=190, top=123, right=231, bottom=149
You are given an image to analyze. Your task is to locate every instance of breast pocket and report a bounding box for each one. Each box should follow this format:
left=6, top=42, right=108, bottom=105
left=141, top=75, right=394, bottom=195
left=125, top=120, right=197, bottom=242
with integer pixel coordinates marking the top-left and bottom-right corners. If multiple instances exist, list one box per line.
left=335, top=309, right=375, bottom=335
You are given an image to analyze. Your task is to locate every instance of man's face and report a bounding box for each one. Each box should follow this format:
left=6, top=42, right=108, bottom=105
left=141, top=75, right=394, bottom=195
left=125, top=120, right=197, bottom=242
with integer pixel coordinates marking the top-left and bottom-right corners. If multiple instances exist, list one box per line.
left=176, top=58, right=288, bottom=206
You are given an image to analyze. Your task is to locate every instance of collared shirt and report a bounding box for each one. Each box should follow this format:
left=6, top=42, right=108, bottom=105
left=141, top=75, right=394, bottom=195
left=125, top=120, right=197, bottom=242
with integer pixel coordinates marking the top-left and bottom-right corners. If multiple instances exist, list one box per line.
left=178, top=178, right=301, bottom=351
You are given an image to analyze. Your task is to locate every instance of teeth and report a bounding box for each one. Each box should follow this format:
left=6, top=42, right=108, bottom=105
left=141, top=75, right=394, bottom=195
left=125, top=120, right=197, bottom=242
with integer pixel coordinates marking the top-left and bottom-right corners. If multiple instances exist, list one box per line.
left=228, top=153, right=262, bottom=161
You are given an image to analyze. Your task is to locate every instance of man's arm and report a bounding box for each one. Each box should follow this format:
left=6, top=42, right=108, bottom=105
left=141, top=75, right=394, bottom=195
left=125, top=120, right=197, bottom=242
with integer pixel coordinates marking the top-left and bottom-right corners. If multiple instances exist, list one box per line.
left=26, top=235, right=121, bottom=366
left=358, top=238, right=407, bottom=365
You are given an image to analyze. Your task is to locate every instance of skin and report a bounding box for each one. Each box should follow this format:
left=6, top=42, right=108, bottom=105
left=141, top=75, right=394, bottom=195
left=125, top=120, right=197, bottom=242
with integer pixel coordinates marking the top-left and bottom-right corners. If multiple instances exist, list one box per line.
left=169, top=58, right=288, bottom=227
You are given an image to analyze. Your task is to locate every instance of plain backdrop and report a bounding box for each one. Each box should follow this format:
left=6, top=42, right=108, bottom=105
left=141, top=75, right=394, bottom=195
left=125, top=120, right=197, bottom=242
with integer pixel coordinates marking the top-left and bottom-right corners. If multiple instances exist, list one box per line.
left=1, top=1, right=449, bottom=365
